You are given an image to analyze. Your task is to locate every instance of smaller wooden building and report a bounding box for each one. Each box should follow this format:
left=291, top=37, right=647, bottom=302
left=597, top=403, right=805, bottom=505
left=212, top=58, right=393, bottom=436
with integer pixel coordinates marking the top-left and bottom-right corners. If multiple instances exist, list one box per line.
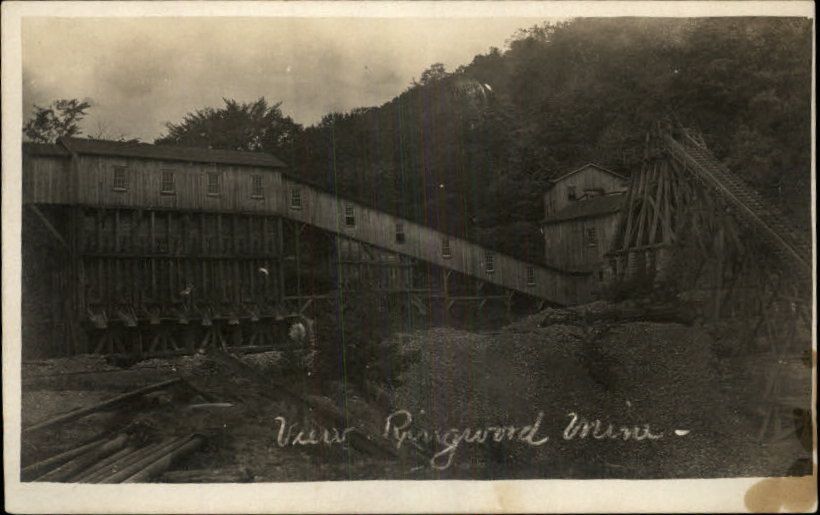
left=541, top=163, right=628, bottom=274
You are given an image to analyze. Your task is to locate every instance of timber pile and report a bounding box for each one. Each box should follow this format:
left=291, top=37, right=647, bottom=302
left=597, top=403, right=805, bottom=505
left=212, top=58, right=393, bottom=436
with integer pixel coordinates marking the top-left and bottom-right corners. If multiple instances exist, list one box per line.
left=22, top=379, right=204, bottom=483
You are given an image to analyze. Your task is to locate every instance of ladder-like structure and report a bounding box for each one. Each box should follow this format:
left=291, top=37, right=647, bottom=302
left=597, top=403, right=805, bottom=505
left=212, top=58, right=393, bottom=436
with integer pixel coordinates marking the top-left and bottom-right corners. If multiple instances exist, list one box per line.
left=608, top=123, right=813, bottom=443
left=663, top=130, right=811, bottom=277
left=609, top=124, right=812, bottom=282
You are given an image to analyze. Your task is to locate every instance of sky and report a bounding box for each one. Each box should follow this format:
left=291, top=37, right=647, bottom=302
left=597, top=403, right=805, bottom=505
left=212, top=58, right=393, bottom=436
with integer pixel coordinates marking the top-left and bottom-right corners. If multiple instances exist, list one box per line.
left=22, top=17, right=549, bottom=142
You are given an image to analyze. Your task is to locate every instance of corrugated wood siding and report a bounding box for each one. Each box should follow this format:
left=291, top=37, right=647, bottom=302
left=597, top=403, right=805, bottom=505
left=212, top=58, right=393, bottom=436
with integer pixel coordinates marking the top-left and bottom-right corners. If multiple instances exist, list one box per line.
left=22, top=155, right=70, bottom=204
left=74, top=156, right=282, bottom=213
left=543, top=212, right=621, bottom=270
left=278, top=176, right=594, bottom=304
left=24, top=153, right=594, bottom=304
left=544, top=167, right=626, bottom=216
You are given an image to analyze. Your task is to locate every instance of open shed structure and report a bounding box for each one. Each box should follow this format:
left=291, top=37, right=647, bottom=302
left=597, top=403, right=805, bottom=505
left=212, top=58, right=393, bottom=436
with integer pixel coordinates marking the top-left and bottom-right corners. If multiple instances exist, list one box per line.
left=22, top=137, right=597, bottom=359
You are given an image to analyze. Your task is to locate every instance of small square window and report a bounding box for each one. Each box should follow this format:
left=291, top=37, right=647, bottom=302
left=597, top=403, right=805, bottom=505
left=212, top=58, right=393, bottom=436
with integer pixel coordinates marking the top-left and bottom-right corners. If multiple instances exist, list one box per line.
left=344, top=204, right=356, bottom=227
left=251, top=175, right=263, bottom=198
left=586, top=227, right=598, bottom=247
left=290, top=187, right=302, bottom=209
left=395, top=222, right=405, bottom=244
left=160, top=170, right=175, bottom=194
left=485, top=251, right=495, bottom=274
left=207, top=172, right=220, bottom=196
left=526, top=266, right=536, bottom=286
left=113, top=166, right=127, bottom=191
left=441, top=236, right=452, bottom=258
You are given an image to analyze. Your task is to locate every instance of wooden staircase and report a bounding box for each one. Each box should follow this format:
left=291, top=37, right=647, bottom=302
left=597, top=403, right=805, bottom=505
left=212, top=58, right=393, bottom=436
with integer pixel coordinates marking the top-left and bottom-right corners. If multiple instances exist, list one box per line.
left=663, top=131, right=812, bottom=277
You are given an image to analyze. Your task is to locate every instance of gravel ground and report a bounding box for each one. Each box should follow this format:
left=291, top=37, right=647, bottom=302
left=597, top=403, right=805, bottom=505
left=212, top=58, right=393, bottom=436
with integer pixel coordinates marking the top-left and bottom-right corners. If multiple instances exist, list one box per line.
left=19, top=305, right=813, bottom=481
left=391, top=313, right=812, bottom=479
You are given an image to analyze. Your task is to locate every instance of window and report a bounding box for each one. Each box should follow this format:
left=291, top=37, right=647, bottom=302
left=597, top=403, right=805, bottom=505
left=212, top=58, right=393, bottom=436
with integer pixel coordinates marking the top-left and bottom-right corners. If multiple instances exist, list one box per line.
left=441, top=236, right=452, bottom=258
left=290, top=187, right=302, bottom=209
left=567, top=185, right=577, bottom=201
left=344, top=204, right=355, bottom=227
left=395, top=222, right=405, bottom=244
left=113, top=166, right=127, bottom=191
left=160, top=170, right=175, bottom=194
left=586, top=227, right=598, bottom=247
left=251, top=175, right=263, bottom=198
left=207, top=172, right=220, bottom=196
left=485, top=251, right=495, bottom=274
left=526, top=265, right=535, bottom=286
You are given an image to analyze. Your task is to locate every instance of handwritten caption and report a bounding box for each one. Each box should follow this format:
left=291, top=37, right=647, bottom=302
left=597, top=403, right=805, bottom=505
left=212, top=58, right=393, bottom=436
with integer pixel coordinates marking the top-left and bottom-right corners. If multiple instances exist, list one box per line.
left=273, top=410, right=669, bottom=470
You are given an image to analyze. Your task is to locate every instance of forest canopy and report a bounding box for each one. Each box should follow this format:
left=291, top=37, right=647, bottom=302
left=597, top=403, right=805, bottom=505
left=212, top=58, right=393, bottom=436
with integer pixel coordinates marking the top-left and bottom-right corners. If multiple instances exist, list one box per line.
left=156, top=17, right=813, bottom=262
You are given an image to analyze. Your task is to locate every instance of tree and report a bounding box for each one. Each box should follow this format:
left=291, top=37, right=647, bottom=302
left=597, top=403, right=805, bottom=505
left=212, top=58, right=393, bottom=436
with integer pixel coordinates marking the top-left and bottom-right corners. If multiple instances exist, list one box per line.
left=156, top=97, right=302, bottom=161
left=417, top=63, right=449, bottom=85
left=23, top=98, right=91, bottom=143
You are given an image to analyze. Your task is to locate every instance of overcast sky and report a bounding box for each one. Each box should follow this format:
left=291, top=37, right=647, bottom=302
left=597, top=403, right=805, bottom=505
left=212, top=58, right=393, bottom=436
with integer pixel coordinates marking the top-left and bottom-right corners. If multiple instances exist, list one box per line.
left=23, top=17, right=549, bottom=142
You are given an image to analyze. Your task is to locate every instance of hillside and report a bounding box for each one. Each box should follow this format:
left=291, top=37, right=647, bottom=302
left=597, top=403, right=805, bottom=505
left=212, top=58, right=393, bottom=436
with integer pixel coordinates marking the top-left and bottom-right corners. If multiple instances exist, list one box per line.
left=290, top=18, right=813, bottom=262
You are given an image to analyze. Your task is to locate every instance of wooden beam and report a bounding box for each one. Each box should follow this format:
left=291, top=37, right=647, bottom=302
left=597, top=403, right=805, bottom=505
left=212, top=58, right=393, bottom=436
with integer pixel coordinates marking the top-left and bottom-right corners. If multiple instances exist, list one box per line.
left=28, top=205, right=69, bottom=251
left=24, top=379, right=181, bottom=433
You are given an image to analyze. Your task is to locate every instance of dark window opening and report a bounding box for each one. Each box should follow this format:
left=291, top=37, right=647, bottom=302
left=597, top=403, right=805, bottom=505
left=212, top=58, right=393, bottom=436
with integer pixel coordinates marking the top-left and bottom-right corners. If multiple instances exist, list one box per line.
left=207, top=172, right=220, bottom=196
left=567, top=185, right=577, bottom=201
left=586, top=227, right=598, bottom=247
left=526, top=265, right=535, bottom=286
left=113, top=166, right=127, bottom=191
left=344, top=204, right=356, bottom=227
left=395, top=222, right=405, bottom=244
left=160, top=170, right=175, bottom=194
left=485, top=251, right=495, bottom=273
left=442, top=236, right=452, bottom=258
left=290, top=187, right=302, bottom=209
left=251, top=175, right=263, bottom=198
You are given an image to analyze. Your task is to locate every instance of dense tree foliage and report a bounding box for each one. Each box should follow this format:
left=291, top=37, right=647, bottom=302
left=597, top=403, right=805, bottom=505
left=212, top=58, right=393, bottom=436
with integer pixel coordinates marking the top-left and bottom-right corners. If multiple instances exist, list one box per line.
left=156, top=18, right=812, bottom=262
left=292, top=18, right=812, bottom=259
left=23, top=98, right=91, bottom=143
left=156, top=98, right=302, bottom=163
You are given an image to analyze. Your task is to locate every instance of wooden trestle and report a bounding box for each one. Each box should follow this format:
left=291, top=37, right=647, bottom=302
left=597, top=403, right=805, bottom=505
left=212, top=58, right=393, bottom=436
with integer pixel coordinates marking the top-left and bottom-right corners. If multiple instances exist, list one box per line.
left=607, top=122, right=813, bottom=442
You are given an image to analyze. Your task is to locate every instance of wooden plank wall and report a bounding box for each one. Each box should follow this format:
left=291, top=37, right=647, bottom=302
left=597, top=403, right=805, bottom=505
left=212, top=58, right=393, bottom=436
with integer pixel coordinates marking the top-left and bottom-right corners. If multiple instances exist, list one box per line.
left=543, top=213, right=621, bottom=272
left=75, top=155, right=282, bottom=213
left=22, top=155, right=70, bottom=204
left=544, top=167, right=626, bottom=216
left=278, top=176, right=595, bottom=304
left=23, top=152, right=595, bottom=305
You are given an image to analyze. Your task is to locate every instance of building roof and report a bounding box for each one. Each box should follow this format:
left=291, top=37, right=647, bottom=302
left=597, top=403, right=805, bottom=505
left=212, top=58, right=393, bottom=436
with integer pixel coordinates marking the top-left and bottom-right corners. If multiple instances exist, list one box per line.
left=22, top=142, right=71, bottom=157
left=549, top=162, right=626, bottom=184
left=541, top=192, right=625, bottom=225
left=56, top=137, right=287, bottom=169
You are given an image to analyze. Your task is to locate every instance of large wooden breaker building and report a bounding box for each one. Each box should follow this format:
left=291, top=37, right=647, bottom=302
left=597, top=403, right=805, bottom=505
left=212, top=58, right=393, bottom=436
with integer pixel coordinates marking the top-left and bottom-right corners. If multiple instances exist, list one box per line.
left=22, top=137, right=597, bottom=359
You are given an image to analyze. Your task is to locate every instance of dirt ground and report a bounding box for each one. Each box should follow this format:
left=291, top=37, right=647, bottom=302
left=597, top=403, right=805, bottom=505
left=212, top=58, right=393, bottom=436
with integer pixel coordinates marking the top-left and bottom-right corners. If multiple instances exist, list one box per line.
left=20, top=304, right=813, bottom=482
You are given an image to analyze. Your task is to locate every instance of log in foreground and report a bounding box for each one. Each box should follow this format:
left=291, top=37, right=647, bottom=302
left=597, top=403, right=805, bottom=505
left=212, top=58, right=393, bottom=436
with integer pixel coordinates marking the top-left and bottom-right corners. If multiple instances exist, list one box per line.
left=22, top=437, right=108, bottom=481
left=123, top=435, right=205, bottom=482
left=72, top=445, right=139, bottom=482
left=23, top=379, right=182, bottom=433
left=96, top=436, right=193, bottom=484
left=35, top=434, right=129, bottom=482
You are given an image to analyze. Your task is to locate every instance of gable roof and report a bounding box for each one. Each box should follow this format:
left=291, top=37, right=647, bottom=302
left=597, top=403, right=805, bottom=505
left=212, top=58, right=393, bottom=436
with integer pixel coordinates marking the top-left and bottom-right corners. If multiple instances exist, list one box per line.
left=22, top=142, right=71, bottom=157
left=549, top=162, right=626, bottom=184
left=541, top=192, right=625, bottom=225
left=57, top=137, right=287, bottom=169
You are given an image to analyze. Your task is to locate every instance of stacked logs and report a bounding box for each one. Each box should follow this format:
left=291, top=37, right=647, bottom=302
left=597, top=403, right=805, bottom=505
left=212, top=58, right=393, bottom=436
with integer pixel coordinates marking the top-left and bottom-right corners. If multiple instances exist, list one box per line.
left=22, top=378, right=205, bottom=483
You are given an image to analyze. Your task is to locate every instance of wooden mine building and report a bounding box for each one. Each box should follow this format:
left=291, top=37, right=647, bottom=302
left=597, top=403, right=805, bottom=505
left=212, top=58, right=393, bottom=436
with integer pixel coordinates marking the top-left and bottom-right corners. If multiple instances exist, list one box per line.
left=22, top=137, right=597, bottom=359
left=541, top=163, right=628, bottom=276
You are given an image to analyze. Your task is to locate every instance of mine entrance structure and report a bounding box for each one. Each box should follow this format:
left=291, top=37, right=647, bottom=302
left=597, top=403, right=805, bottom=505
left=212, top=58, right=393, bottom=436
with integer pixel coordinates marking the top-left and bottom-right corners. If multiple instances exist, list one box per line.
left=606, top=122, right=813, bottom=442
left=22, top=138, right=597, bottom=360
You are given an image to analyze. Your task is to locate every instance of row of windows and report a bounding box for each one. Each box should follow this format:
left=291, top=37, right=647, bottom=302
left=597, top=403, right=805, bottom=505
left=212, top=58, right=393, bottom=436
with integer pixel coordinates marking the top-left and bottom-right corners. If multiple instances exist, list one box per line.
left=114, top=167, right=268, bottom=198
left=110, top=168, right=536, bottom=284
left=113, top=166, right=306, bottom=204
